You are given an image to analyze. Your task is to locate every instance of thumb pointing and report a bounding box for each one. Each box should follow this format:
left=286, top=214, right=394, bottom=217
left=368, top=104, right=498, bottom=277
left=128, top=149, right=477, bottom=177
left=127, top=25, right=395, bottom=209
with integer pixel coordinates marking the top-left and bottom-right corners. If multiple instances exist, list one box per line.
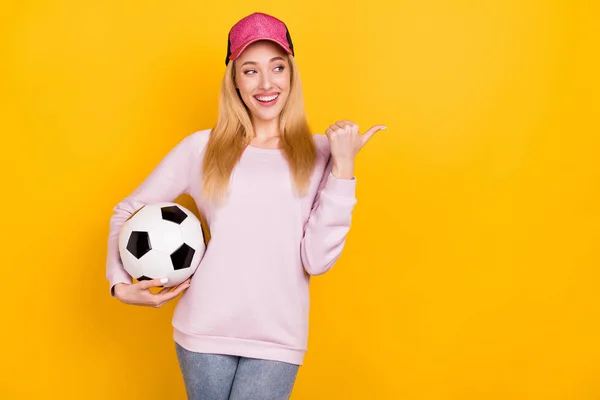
left=361, top=125, right=387, bottom=146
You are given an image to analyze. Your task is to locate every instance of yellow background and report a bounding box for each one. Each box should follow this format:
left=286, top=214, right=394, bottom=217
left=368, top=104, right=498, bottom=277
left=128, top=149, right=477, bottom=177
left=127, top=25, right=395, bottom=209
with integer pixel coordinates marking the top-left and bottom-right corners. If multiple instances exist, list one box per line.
left=1, top=0, right=598, bottom=398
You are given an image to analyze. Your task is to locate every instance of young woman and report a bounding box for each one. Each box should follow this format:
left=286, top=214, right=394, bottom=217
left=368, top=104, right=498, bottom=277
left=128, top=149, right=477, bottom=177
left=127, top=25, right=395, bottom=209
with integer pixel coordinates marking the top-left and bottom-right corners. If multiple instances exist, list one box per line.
left=105, top=12, right=385, bottom=400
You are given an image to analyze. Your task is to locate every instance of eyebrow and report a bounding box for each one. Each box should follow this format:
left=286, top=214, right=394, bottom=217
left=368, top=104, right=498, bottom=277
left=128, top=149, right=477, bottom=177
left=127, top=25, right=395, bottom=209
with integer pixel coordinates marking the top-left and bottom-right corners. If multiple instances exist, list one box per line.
left=241, top=57, right=285, bottom=67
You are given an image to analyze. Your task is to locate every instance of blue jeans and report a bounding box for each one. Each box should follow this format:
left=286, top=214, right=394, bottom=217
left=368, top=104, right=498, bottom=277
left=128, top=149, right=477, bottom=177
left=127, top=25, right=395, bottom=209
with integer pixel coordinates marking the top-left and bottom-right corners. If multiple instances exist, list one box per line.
left=175, top=342, right=299, bottom=400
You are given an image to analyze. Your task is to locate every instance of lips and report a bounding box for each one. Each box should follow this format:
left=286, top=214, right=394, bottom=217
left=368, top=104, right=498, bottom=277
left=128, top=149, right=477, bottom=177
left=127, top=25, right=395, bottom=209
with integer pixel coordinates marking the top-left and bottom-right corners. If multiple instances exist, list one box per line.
left=254, top=93, right=279, bottom=102
left=254, top=93, right=280, bottom=107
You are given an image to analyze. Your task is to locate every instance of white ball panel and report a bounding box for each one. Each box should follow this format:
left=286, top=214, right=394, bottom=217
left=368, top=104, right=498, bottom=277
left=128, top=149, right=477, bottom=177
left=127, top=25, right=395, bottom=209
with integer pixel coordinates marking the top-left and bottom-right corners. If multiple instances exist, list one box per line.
left=138, top=250, right=174, bottom=280
left=126, top=205, right=162, bottom=232
left=148, top=220, right=184, bottom=254
left=164, top=267, right=196, bottom=287
left=180, top=216, right=205, bottom=250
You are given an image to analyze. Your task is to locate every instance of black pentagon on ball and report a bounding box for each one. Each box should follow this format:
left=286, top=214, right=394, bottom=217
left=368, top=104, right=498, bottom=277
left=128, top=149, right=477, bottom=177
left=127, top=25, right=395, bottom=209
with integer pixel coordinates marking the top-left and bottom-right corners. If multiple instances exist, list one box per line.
left=171, top=243, right=195, bottom=270
left=137, top=276, right=164, bottom=287
left=126, top=231, right=151, bottom=259
left=161, top=205, right=187, bottom=224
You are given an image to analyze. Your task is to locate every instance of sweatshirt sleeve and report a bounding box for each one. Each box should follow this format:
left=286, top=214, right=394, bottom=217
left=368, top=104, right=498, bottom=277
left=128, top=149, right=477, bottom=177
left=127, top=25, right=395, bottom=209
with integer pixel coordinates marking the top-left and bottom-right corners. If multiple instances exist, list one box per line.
left=300, top=155, right=357, bottom=276
left=106, top=134, right=198, bottom=296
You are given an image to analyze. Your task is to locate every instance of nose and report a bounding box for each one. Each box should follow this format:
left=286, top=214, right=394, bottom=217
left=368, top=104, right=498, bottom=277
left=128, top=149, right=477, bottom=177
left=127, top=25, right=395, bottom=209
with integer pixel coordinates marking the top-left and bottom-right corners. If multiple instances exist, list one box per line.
left=258, top=72, right=273, bottom=91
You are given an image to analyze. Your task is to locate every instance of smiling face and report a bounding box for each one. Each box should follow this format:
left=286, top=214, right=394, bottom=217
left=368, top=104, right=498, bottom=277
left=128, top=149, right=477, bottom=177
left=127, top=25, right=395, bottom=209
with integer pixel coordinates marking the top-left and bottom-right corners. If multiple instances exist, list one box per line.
left=234, top=41, right=291, bottom=124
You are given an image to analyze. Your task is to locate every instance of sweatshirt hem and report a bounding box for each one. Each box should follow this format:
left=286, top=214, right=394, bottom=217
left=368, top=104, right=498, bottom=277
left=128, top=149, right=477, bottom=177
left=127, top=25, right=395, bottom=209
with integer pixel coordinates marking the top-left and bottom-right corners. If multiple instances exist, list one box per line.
left=173, top=325, right=306, bottom=366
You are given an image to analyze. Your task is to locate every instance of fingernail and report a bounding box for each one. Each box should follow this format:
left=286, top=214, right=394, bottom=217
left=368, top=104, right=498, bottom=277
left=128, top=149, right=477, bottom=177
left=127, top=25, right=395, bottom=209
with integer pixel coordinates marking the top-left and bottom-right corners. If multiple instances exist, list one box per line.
left=381, top=126, right=387, bottom=130
left=160, top=278, right=168, bottom=283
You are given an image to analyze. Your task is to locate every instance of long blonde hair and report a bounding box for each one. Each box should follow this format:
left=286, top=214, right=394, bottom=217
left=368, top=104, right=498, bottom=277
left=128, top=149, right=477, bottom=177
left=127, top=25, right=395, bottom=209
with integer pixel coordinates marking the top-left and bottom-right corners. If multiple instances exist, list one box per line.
left=201, top=54, right=317, bottom=205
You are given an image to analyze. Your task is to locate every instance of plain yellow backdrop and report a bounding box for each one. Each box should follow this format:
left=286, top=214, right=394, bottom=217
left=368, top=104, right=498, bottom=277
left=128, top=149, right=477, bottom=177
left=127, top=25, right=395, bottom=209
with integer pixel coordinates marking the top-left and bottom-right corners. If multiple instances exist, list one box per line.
left=1, top=0, right=599, bottom=399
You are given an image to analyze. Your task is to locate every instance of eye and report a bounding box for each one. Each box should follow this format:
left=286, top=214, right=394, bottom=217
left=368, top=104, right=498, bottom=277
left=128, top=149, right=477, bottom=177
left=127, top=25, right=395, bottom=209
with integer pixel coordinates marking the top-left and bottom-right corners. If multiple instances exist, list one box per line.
left=243, top=65, right=285, bottom=75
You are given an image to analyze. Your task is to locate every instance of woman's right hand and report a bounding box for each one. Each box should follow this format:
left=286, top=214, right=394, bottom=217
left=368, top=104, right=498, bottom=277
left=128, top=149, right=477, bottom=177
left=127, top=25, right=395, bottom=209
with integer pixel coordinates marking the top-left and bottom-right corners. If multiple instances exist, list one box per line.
left=113, top=278, right=191, bottom=308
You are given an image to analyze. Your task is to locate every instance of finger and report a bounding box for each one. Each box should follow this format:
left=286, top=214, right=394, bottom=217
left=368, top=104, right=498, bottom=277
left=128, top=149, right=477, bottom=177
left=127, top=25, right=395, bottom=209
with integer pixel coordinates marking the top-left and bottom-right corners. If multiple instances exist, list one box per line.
left=180, top=278, right=192, bottom=285
left=156, top=280, right=191, bottom=303
left=159, top=286, right=172, bottom=294
left=360, top=125, right=387, bottom=147
left=159, top=277, right=191, bottom=294
left=335, top=121, right=349, bottom=129
left=338, top=121, right=357, bottom=135
left=155, top=286, right=185, bottom=306
left=327, top=125, right=343, bottom=139
left=138, top=277, right=169, bottom=290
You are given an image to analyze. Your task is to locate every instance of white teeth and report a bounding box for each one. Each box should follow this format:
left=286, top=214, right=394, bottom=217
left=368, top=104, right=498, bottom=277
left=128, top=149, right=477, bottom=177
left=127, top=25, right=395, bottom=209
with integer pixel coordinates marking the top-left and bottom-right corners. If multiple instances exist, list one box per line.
left=255, top=94, right=279, bottom=102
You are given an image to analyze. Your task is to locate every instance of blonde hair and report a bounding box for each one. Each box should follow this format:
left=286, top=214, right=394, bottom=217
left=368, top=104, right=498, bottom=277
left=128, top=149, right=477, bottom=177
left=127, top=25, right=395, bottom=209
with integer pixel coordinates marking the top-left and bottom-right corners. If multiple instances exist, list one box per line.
left=201, top=54, right=317, bottom=205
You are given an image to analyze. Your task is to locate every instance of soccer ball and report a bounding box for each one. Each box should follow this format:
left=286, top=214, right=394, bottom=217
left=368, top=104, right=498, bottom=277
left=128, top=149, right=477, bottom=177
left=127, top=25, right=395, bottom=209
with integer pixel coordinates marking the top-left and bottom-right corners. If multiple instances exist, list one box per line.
left=118, top=202, right=206, bottom=287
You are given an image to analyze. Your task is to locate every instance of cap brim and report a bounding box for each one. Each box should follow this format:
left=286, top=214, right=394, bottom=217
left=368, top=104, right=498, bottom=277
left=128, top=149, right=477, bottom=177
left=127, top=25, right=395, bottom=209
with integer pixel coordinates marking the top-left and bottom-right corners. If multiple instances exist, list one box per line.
left=229, top=37, right=293, bottom=62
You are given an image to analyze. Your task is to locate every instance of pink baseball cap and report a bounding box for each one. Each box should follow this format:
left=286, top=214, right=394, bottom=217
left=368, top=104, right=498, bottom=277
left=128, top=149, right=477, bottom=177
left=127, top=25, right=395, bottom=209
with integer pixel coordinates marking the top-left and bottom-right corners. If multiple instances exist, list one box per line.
left=226, top=12, right=295, bottom=66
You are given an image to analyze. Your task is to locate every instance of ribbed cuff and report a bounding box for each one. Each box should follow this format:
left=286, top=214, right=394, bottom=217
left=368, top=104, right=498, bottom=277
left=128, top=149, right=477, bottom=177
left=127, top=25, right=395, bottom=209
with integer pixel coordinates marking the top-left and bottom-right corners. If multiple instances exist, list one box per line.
left=325, top=172, right=357, bottom=198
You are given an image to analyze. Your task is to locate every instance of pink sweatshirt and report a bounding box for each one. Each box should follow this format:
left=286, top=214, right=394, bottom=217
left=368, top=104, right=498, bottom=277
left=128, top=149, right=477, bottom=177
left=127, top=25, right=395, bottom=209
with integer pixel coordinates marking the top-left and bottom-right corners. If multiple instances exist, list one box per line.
left=106, top=129, right=357, bottom=365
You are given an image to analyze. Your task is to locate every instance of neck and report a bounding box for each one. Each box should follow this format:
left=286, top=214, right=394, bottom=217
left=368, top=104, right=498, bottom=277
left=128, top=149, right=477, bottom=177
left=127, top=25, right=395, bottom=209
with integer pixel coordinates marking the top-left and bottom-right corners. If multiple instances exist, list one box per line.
left=250, top=116, right=281, bottom=140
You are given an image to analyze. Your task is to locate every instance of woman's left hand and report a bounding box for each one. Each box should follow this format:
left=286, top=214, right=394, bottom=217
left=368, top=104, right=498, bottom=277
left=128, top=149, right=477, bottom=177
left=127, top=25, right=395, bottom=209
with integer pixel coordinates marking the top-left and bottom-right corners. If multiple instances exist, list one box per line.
left=325, top=120, right=386, bottom=179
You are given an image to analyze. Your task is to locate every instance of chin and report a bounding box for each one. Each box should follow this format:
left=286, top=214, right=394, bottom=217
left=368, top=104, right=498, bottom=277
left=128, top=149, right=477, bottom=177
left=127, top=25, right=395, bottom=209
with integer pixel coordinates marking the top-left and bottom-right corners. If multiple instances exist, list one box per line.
left=251, top=108, right=283, bottom=122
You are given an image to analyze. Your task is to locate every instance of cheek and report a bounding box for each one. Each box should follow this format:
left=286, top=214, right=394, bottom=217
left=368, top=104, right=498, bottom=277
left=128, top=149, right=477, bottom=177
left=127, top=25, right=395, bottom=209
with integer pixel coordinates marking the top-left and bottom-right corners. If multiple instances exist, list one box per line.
left=236, top=76, right=252, bottom=93
left=275, top=77, right=291, bottom=94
